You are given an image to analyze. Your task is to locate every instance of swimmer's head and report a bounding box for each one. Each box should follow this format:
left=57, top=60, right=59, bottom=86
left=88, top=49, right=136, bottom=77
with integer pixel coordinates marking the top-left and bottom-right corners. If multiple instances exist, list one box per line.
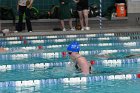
left=67, top=41, right=80, bottom=52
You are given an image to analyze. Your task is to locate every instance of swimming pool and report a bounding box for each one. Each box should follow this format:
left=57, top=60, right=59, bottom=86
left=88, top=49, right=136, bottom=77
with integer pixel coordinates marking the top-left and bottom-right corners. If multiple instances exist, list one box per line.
left=0, top=32, right=140, bottom=93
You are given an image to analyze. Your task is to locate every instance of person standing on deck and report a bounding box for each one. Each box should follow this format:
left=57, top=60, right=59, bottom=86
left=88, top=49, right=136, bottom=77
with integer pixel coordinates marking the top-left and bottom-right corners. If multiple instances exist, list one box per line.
left=73, top=0, right=90, bottom=31
left=59, top=0, right=75, bottom=31
left=15, top=0, right=33, bottom=32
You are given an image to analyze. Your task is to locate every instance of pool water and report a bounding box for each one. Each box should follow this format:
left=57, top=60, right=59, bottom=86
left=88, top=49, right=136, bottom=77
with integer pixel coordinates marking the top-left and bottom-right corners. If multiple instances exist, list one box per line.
left=0, top=62, right=140, bottom=81
left=0, top=32, right=140, bottom=93
left=0, top=80, right=140, bottom=93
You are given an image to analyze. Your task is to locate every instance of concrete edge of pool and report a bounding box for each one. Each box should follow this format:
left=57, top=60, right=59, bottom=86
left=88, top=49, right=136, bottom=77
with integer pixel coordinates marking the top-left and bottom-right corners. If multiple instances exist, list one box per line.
left=0, top=26, right=140, bottom=37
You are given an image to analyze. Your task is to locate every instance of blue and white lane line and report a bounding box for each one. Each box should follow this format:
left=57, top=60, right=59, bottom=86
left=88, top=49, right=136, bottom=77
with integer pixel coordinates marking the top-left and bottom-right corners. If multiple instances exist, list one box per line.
left=2, top=41, right=140, bottom=51
left=0, top=33, right=124, bottom=40
left=0, top=58, right=140, bottom=71
left=1, top=32, right=140, bottom=40
left=0, top=36, right=138, bottom=44
left=0, top=74, right=139, bottom=87
left=1, top=34, right=140, bottom=43
left=1, top=34, right=116, bottom=40
left=0, top=48, right=140, bottom=60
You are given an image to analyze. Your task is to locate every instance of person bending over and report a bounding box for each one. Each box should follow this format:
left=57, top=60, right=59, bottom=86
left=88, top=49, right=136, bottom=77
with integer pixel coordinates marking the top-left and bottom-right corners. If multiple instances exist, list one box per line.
left=67, top=41, right=91, bottom=75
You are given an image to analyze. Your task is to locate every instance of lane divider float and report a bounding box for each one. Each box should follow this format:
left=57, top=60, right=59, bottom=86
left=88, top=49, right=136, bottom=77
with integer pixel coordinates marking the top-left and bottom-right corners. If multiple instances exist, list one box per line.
left=0, top=58, right=139, bottom=71
left=0, top=74, right=139, bottom=87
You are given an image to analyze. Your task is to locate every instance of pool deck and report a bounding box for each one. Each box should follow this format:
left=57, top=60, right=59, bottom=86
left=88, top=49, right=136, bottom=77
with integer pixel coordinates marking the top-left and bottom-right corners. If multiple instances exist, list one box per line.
left=1, top=26, right=140, bottom=37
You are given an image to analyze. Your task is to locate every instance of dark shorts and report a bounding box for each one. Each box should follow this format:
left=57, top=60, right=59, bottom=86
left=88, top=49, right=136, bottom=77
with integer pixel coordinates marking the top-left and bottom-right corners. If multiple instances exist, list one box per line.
left=77, top=4, right=88, bottom=11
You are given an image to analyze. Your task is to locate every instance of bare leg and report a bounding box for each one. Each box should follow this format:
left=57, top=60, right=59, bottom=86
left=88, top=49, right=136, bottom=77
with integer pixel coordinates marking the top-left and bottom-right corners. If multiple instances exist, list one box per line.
left=78, top=11, right=84, bottom=28
left=83, top=9, right=89, bottom=27
left=69, top=18, right=73, bottom=28
left=60, top=20, right=65, bottom=29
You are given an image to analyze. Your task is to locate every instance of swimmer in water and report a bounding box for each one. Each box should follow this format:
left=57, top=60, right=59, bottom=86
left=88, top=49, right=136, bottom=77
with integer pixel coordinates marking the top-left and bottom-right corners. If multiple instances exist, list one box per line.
left=67, top=41, right=92, bottom=76
left=0, top=47, right=7, bottom=52
left=0, top=47, right=29, bottom=53
left=94, top=52, right=140, bottom=59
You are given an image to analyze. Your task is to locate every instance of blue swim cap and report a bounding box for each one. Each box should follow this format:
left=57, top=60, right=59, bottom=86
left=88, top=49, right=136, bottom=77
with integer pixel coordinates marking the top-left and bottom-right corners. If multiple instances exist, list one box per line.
left=67, top=41, right=80, bottom=52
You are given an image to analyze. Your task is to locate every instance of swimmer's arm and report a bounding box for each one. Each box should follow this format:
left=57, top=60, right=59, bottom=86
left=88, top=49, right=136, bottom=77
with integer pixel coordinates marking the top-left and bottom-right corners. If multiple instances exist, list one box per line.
left=125, top=55, right=134, bottom=58
left=88, top=63, right=92, bottom=74
left=125, top=54, right=140, bottom=58
left=0, top=48, right=7, bottom=52
left=93, top=53, right=110, bottom=58
left=75, top=62, right=89, bottom=72
left=77, top=57, right=90, bottom=75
